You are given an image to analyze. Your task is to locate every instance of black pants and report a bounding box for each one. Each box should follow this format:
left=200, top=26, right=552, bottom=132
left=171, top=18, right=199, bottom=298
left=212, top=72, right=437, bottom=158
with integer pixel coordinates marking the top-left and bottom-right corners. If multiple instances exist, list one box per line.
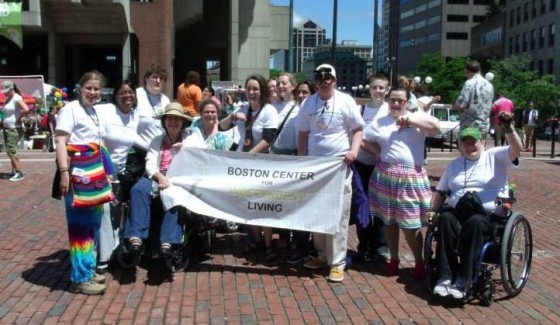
left=352, top=160, right=387, bottom=255
left=436, top=209, right=489, bottom=282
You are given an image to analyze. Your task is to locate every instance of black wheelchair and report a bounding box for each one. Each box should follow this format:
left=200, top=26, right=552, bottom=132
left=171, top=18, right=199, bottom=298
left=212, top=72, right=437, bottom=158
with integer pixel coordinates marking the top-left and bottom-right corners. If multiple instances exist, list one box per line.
left=424, top=196, right=533, bottom=306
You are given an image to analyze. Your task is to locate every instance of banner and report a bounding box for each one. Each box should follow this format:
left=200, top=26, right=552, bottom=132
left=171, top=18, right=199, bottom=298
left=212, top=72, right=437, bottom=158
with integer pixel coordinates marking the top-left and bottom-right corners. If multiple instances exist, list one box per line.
left=160, top=148, right=347, bottom=235
left=0, top=2, right=23, bottom=49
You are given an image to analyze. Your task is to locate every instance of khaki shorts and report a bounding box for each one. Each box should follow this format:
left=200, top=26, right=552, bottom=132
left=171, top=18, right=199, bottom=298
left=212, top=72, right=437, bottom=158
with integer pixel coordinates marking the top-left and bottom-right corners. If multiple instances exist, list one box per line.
left=2, top=128, right=23, bottom=157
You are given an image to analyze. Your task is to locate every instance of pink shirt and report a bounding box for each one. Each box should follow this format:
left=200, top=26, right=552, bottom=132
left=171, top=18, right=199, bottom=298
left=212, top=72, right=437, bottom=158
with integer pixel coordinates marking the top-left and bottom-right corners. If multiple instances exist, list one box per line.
left=491, top=97, right=514, bottom=124
left=158, top=140, right=173, bottom=175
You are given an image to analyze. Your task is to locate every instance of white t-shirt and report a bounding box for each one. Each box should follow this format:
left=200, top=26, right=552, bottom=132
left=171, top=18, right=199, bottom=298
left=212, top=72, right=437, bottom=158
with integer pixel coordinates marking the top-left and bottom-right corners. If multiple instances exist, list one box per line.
left=56, top=100, right=106, bottom=145
left=436, top=146, right=517, bottom=214
left=364, top=110, right=428, bottom=166
left=232, top=103, right=278, bottom=152
left=2, top=93, right=23, bottom=129
left=357, top=101, right=388, bottom=165
left=135, top=87, right=170, bottom=150
left=295, top=90, right=364, bottom=157
left=272, top=100, right=300, bottom=151
left=97, top=103, right=139, bottom=174
left=145, top=131, right=206, bottom=178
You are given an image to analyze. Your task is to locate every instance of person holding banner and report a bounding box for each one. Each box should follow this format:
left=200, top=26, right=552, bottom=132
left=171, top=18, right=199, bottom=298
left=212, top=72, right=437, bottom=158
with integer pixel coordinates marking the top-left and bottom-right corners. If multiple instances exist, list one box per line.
left=363, top=87, right=439, bottom=279
left=271, top=72, right=309, bottom=263
left=218, top=74, right=279, bottom=262
left=296, top=64, right=364, bottom=282
left=123, top=102, right=204, bottom=257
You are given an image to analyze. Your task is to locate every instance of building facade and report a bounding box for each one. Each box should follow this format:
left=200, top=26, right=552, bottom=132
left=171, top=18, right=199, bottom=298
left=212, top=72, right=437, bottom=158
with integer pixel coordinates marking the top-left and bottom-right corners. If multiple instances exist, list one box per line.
left=505, top=0, right=558, bottom=78
left=382, top=0, right=490, bottom=76
left=0, top=0, right=289, bottom=99
left=293, top=19, right=327, bottom=73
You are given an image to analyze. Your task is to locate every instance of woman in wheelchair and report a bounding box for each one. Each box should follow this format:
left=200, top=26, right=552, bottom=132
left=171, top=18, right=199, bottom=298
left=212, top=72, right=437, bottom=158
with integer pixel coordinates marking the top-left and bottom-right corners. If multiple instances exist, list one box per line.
left=122, top=102, right=204, bottom=257
left=428, top=113, right=522, bottom=299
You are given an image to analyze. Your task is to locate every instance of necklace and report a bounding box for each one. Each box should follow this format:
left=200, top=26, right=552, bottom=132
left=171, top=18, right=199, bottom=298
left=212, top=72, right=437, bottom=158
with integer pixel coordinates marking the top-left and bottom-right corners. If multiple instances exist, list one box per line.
left=80, top=102, right=102, bottom=145
left=463, top=157, right=479, bottom=188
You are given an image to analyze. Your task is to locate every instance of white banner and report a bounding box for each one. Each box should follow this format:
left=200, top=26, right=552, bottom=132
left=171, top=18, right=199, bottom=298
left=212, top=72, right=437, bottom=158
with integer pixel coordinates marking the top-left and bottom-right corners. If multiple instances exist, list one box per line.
left=160, top=148, right=346, bottom=234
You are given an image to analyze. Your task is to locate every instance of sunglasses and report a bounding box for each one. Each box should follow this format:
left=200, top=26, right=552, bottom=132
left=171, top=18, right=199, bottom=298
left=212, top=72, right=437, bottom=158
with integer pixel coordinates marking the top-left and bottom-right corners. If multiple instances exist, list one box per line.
left=314, top=74, right=335, bottom=84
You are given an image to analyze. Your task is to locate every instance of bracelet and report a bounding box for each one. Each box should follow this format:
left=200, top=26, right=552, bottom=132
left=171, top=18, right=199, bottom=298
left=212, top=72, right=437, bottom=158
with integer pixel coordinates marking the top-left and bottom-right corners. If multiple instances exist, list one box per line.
left=59, top=167, right=69, bottom=172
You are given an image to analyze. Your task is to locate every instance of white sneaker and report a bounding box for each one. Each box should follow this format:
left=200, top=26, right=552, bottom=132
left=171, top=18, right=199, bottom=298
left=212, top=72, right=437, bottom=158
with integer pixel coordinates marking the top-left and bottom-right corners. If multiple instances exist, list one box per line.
left=433, top=279, right=451, bottom=297
left=449, top=277, right=467, bottom=299
left=9, top=172, right=24, bottom=182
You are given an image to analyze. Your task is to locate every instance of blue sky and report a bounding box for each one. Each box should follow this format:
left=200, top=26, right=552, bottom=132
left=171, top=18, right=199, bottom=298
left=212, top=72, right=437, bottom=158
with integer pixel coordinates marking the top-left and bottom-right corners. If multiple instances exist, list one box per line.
left=270, top=0, right=376, bottom=46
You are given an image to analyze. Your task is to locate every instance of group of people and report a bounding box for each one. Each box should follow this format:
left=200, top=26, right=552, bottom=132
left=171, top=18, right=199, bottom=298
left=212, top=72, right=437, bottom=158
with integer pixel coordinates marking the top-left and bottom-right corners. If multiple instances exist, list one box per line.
left=50, top=59, right=524, bottom=303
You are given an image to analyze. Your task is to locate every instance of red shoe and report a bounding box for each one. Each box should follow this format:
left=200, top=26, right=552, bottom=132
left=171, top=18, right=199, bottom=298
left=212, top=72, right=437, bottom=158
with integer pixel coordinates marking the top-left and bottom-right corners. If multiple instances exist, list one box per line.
left=413, top=262, right=425, bottom=280
left=386, top=259, right=400, bottom=277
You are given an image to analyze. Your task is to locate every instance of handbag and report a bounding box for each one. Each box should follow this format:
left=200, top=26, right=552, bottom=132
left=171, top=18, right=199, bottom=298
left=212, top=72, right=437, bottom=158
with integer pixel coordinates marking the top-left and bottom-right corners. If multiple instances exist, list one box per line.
left=454, top=191, right=485, bottom=223
left=67, top=143, right=116, bottom=208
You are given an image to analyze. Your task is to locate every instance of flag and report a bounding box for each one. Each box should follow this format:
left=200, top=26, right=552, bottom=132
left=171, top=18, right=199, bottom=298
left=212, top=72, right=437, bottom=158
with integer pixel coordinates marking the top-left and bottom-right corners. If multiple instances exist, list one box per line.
left=0, top=1, right=23, bottom=49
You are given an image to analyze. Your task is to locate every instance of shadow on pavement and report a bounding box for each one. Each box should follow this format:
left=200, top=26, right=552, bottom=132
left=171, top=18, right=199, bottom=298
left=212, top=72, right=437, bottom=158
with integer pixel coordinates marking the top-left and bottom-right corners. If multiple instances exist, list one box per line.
left=21, top=249, right=71, bottom=292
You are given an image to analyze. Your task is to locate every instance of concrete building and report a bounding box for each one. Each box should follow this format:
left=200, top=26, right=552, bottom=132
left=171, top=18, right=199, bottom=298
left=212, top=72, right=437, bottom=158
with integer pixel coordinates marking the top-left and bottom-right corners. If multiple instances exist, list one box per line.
left=383, top=0, right=490, bottom=76
left=0, top=0, right=289, bottom=99
left=303, top=40, right=371, bottom=91
left=470, top=10, right=505, bottom=60
left=293, top=19, right=327, bottom=73
left=505, top=0, right=558, bottom=78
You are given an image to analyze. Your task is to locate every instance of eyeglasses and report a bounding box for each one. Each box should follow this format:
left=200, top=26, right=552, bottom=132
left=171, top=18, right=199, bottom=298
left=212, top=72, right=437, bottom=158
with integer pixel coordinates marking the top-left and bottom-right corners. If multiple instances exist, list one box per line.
left=388, top=98, right=407, bottom=105
left=314, top=75, right=334, bottom=84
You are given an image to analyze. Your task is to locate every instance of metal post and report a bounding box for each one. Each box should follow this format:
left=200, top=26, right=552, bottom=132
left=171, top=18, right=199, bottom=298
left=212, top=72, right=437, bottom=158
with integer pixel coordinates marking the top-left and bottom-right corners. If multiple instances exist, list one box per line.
left=331, top=0, right=338, bottom=66
left=288, top=0, right=294, bottom=72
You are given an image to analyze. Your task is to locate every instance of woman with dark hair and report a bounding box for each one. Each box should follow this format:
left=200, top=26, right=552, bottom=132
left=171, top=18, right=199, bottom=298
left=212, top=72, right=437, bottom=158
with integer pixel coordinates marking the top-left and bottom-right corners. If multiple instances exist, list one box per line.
left=96, top=80, right=139, bottom=273
left=218, top=74, right=279, bottom=261
left=364, top=87, right=439, bottom=279
left=177, top=70, right=203, bottom=118
left=296, top=80, right=316, bottom=105
left=202, top=86, right=222, bottom=108
left=123, top=102, right=204, bottom=257
left=55, top=70, right=112, bottom=295
left=1, top=80, right=30, bottom=181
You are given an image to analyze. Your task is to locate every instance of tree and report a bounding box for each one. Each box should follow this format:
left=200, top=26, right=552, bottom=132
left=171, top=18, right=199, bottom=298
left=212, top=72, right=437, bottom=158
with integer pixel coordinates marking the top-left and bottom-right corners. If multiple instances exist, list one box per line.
left=416, top=54, right=467, bottom=103
left=489, top=54, right=560, bottom=120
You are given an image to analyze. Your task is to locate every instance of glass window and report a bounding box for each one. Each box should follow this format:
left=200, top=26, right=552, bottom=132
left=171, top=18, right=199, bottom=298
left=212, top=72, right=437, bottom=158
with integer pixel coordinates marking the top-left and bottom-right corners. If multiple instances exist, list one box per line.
left=516, top=6, right=521, bottom=24
left=428, top=15, right=441, bottom=25
left=532, top=0, right=537, bottom=18
left=549, top=23, right=556, bottom=46
left=509, top=9, right=514, bottom=27
left=523, top=32, right=528, bottom=51
left=515, top=34, right=520, bottom=53
left=508, top=36, right=513, bottom=55
left=524, top=3, right=529, bottom=21
left=541, top=0, right=546, bottom=14
left=447, top=32, right=468, bottom=40
left=551, top=0, right=556, bottom=10
left=447, top=0, right=468, bottom=4
left=416, top=4, right=428, bottom=13
left=539, top=26, right=546, bottom=47
left=447, top=15, right=469, bottom=22
left=473, top=15, right=485, bottom=23
left=547, top=58, right=554, bottom=74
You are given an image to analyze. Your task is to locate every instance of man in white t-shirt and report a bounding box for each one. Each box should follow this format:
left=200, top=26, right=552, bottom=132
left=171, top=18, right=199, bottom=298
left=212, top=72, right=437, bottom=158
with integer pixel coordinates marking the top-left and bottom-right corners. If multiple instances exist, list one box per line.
left=295, top=64, right=364, bottom=282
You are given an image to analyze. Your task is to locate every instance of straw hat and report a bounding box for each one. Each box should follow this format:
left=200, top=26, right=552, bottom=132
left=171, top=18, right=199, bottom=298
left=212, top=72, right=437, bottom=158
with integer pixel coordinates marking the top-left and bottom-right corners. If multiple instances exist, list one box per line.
left=155, top=102, right=193, bottom=121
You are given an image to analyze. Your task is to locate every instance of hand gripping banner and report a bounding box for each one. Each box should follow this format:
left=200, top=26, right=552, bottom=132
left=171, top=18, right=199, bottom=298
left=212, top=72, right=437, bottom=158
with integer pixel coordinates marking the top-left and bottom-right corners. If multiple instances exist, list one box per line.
left=160, top=148, right=346, bottom=235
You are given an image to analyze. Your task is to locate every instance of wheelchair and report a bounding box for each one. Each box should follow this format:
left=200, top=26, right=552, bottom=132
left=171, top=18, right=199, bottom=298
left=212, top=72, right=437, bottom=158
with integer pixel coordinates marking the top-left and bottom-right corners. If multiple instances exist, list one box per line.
left=424, top=196, right=533, bottom=306
left=112, top=172, right=217, bottom=273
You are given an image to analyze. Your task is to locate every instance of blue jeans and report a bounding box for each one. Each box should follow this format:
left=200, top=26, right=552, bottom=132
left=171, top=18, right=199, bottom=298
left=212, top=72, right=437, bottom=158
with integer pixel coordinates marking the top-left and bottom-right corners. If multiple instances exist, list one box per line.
left=123, top=177, right=183, bottom=244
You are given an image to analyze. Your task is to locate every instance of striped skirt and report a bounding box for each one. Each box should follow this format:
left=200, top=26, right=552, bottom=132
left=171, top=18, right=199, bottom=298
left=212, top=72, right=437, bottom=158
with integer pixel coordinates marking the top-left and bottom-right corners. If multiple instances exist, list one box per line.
left=369, top=161, right=431, bottom=229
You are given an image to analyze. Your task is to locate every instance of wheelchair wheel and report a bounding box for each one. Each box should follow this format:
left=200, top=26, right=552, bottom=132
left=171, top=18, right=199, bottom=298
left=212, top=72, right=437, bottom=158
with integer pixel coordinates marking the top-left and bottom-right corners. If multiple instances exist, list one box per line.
left=500, top=212, right=533, bottom=297
left=423, top=223, right=438, bottom=291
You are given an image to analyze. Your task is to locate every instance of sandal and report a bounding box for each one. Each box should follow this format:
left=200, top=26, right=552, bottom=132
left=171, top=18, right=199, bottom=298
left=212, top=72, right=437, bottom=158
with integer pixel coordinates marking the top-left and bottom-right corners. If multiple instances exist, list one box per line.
left=265, top=246, right=278, bottom=262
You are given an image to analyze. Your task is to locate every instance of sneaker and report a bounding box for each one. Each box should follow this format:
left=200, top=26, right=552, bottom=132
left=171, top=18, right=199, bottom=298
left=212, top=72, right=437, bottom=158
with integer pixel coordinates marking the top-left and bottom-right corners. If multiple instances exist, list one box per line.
left=449, top=277, right=467, bottom=299
left=386, top=259, right=400, bottom=277
left=160, top=243, right=173, bottom=258
left=92, top=273, right=106, bottom=284
left=286, top=250, right=305, bottom=265
left=9, top=172, right=24, bottom=182
left=75, top=281, right=106, bottom=295
left=328, top=266, right=344, bottom=282
left=433, top=279, right=451, bottom=297
left=303, top=256, right=328, bottom=270
left=413, top=262, right=426, bottom=280
left=128, top=237, right=142, bottom=254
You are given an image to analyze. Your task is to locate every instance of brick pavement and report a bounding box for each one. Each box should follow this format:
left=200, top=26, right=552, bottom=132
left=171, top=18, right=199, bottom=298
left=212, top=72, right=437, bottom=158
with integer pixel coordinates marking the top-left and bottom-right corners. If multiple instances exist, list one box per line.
left=0, top=141, right=559, bottom=324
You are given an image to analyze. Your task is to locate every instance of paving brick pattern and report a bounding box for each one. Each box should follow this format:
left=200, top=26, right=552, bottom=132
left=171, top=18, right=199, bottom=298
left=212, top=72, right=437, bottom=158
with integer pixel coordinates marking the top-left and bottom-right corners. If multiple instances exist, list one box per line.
left=0, top=143, right=559, bottom=324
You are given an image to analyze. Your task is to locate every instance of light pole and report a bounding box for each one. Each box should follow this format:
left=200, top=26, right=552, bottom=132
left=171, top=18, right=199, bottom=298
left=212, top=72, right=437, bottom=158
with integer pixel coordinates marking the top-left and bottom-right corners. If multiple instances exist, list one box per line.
left=387, top=56, right=396, bottom=88
left=352, top=86, right=357, bottom=97
left=358, top=84, right=363, bottom=98
left=414, top=75, right=433, bottom=95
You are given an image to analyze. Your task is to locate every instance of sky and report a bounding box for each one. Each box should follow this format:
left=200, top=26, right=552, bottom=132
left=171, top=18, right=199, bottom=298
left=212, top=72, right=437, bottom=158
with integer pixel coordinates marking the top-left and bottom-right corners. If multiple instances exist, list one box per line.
left=270, top=0, right=376, bottom=46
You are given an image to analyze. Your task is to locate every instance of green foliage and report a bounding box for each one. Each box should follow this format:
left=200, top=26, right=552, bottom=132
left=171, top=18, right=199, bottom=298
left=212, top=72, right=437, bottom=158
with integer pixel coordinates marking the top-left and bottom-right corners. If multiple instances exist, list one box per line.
left=416, top=53, right=560, bottom=121
left=489, top=54, right=560, bottom=120
left=416, top=54, right=467, bottom=103
left=269, top=69, right=282, bottom=79
left=295, top=72, right=308, bottom=84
